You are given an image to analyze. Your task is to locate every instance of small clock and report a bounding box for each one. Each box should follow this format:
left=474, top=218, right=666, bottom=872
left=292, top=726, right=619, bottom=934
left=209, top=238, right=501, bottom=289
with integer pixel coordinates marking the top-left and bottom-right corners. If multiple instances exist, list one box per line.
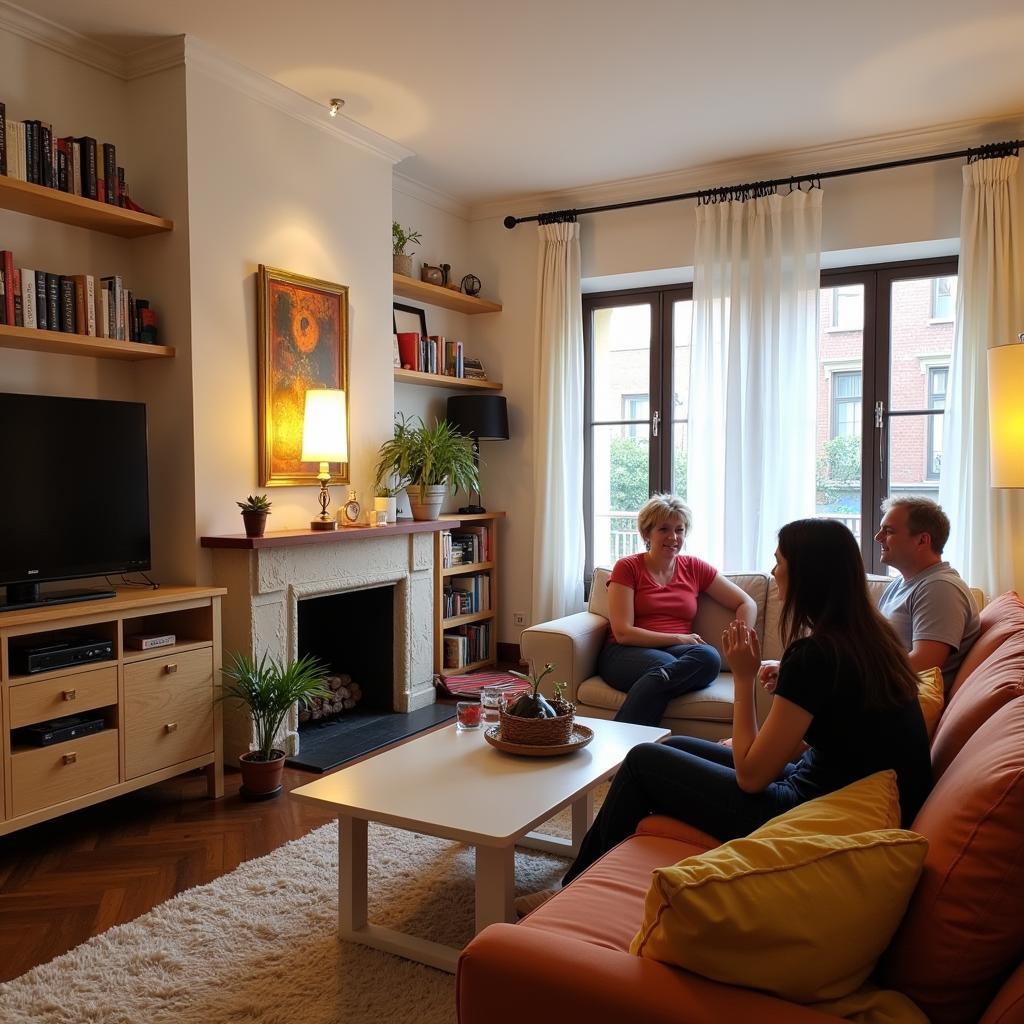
left=342, top=488, right=361, bottom=524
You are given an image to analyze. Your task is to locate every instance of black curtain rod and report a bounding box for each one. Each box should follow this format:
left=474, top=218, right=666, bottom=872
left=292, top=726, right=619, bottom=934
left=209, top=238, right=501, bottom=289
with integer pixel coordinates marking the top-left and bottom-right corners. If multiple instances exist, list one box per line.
left=502, top=138, right=1022, bottom=229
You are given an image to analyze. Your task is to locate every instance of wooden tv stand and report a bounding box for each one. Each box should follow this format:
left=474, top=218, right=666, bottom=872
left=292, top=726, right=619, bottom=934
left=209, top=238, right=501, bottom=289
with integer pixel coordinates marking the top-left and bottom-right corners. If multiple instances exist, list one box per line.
left=0, top=586, right=225, bottom=837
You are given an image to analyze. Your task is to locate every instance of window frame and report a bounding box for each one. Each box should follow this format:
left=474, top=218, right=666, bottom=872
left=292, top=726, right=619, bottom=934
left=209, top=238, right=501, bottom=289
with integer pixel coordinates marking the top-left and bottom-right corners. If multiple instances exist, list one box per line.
left=829, top=369, right=862, bottom=439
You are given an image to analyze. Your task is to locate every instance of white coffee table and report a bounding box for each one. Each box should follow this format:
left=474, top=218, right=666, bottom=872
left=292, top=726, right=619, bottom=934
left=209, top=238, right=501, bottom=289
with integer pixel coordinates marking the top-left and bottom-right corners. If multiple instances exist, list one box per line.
left=290, top=715, right=668, bottom=972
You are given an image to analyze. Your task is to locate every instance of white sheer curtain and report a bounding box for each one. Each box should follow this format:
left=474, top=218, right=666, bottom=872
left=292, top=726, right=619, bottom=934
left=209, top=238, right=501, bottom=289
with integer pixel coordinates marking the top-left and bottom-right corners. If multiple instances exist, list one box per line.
left=938, top=156, right=1024, bottom=595
left=531, top=220, right=585, bottom=621
left=686, top=189, right=823, bottom=572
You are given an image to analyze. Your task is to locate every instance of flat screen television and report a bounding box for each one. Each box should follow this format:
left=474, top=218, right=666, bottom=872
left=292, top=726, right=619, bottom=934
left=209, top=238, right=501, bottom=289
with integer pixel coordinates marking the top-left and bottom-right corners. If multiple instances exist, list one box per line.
left=0, top=393, right=151, bottom=611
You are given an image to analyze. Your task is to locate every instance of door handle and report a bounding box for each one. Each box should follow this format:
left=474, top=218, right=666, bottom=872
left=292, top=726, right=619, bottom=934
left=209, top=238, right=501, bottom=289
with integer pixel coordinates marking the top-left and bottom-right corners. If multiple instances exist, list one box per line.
left=63, top=689, right=77, bottom=701
left=165, top=722, right=178, bottom=733
left=63, top=752, right=78, bottom=765
left=652, top=410, right=660, bottom=437
left=164, top=663, right=178, bottom=675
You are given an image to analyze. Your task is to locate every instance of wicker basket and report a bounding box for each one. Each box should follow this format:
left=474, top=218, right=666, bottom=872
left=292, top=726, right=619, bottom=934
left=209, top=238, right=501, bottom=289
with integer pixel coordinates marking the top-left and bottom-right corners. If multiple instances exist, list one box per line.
left=498, top=699, right=575, bottom=746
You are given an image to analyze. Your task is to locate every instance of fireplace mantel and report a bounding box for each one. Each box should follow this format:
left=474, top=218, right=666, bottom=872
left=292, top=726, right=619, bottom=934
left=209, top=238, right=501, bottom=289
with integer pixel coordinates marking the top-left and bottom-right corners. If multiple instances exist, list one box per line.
left=206, top=521, right=444, bottom=763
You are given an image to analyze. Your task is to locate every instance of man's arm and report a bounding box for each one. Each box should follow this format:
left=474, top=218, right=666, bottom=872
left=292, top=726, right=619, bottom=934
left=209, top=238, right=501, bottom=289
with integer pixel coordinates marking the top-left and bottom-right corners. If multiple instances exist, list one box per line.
left=907, top=639, right=953, bottom=674
left=908, top=578, right=970, bottom=673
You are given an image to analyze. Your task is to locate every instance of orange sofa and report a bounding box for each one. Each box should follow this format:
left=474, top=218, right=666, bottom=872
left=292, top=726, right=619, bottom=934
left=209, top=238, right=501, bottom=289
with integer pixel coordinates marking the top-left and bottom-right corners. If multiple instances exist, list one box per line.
left=458, top=591, right=1024, bottom=1024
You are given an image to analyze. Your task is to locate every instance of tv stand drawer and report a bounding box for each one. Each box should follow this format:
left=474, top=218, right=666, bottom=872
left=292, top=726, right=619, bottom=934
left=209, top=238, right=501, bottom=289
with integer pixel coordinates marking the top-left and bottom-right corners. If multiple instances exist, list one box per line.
left=11, top=729, right=119, bottom=817
left=9, top=665, right=118, bottom=729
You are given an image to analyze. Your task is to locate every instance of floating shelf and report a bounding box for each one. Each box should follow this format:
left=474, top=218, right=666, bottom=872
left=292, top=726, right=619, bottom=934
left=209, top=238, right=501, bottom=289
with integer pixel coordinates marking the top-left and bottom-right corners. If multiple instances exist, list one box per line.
left=393, top=368, right=502, bottom=391
left=0, top=323, right=174, bottom=360
left=393, top=273, right=501, bottom=314
left=442, top=610, right=496, bottom=629
left=0, top=176, right=173, bottom=237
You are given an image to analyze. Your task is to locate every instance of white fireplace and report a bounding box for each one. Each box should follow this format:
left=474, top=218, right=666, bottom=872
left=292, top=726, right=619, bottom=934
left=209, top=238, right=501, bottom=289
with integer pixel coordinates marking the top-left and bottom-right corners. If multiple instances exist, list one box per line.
left=206, top=526, right=440, bottom=764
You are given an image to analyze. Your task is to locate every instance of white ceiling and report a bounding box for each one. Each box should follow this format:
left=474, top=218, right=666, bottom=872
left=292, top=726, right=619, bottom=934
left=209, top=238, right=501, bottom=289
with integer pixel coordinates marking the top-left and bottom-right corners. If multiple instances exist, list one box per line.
left=10, top=0, right=1024, bottom=206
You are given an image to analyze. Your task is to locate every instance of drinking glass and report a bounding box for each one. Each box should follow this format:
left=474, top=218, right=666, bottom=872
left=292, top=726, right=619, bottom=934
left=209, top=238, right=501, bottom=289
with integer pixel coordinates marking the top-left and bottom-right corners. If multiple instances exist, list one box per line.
left=456, top=701, right=482, bottom=730
left=480, top=685, right=504, bottom=727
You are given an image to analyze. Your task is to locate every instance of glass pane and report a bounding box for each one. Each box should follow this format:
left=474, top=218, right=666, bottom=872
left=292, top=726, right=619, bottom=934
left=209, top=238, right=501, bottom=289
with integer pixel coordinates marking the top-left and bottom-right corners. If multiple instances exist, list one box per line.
left=592, top=305, right=651, bottom=424
left=672, top=299, right=692, bottom=420
left=592, top=423, right=647, bottom=569
left=671, top=419, right=688, bottom=500
left=817, top=285, right=863, bottom=544
left=889, top=276, right=956, bottom=413
left=888, top=413, right=943, bottom=498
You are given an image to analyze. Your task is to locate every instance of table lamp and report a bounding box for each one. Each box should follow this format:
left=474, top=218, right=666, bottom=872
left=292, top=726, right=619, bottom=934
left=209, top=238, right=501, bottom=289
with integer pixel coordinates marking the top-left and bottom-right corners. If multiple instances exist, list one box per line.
left=446, top=395, right=509, bottom=514
left=301, top=389, right=348, bottom=530
left=987, top=334, right=1024, bottom=487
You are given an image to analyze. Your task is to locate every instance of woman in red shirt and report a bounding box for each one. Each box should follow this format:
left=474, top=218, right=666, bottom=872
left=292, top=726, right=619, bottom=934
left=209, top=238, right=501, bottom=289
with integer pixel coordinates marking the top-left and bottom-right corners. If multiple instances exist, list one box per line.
left=601, top=494, right=757, bottom=725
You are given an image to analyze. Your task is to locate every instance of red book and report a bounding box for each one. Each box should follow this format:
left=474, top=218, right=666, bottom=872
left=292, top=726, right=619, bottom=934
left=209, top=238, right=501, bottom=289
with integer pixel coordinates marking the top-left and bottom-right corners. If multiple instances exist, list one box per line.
left=1, top=251, right=13, bottom=326
left=396, top=331, right=420, bottom=371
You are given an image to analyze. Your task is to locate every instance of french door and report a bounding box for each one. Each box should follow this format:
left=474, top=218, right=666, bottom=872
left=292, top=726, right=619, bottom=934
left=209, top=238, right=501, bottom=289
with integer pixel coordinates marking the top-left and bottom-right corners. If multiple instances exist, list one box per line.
left=582, top=285, right=692, bottom=584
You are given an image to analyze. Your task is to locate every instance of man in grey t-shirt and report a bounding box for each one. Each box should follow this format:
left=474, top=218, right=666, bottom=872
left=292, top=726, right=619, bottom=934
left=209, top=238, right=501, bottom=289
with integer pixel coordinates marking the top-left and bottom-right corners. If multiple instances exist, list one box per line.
left=875, top=497, right=980, bottom=692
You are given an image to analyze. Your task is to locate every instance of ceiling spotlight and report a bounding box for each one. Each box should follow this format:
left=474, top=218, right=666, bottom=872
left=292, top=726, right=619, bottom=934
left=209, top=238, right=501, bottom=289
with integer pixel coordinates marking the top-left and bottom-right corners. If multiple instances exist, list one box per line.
left=329, top=98, right=344, bottom=118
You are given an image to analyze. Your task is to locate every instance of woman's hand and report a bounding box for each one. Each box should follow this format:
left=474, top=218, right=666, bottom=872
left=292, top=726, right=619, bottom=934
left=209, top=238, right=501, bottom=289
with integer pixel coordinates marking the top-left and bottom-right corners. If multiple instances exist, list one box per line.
left=673, top=632, right=704, bottom=646
left=722, top=620, right=761, bottom=680
left=757, top=659, right=781, bottom=694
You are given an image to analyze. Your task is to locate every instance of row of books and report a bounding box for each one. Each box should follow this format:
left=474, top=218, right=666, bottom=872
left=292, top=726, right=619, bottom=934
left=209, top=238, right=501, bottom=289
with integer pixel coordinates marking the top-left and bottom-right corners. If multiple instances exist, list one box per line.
left=0, top=101, right=140, bottom=209
left=442, top=574, right=491, bottom=618
left=396, top=332, right=464, bottom=377
left=0, top=250, right=158, bottom=342
left=441, top=527, right=490, bottom=567
left=443, top=622, right=491, bottom=670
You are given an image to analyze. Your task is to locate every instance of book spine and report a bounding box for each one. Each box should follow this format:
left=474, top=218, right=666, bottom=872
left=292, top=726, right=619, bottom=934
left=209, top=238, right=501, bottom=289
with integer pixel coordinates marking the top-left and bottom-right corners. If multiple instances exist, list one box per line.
left=117, top=166, right=125, bottom=207
left=7, top=121, right=23, bottom=180
left=71, top=140, right=81, bottom=195
left=85, top=275, right=96, bottom=336
left=39, top=123, right=53, bottom=188
left=0, top=101, right=6, bottom=177
left=139, top=301, right=157, bottom=344
left=25, top=121, right=37, bottom=183
left=59, top=276, right=75, bottom=332
left=45, top=272, right=59, bottom=331
left=1, top=251, right=13, bottom=326
left=12, top=268, right=21, bottom=325
left=102, top=143, right=116, bottom=204
left=21, top=270, right=36, bottom=328
left=71, top=275, right=86, bottom=334
left=0, top=265, right=5, bottom=325
left=77, top=137, right=97, bottom=200
left=56, top=137, right=69, bottom=192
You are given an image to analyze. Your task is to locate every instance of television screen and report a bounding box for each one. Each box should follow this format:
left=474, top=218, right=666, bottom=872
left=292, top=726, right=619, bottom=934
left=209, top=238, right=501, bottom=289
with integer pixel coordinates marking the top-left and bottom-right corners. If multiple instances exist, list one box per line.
left=0, top=393, right=151, bottom=601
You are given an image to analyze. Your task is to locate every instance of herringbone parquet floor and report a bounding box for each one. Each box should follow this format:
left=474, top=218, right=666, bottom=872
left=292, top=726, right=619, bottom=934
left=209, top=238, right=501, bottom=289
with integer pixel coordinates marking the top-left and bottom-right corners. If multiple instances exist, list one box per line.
left=0, top=767, right=335, bottom=983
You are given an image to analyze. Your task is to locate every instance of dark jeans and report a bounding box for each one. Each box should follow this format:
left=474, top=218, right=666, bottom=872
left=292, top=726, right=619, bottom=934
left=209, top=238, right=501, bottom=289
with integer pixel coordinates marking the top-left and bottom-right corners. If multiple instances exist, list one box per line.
left=562, top=736, right=806, bottom=886
left=598, top=642, right=721, bottom=726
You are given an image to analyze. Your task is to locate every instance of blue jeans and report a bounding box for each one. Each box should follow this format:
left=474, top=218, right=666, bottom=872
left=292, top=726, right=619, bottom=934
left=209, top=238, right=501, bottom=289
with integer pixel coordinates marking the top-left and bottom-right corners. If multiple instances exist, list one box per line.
left=598, top=642, right=721, bottom=726
left=562, top=736, right=808, bottom=886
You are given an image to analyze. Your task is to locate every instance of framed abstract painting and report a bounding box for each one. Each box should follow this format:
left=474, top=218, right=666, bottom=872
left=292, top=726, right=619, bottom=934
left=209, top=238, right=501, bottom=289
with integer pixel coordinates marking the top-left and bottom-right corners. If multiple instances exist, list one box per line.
left=257, top=265, right=349, bottom=486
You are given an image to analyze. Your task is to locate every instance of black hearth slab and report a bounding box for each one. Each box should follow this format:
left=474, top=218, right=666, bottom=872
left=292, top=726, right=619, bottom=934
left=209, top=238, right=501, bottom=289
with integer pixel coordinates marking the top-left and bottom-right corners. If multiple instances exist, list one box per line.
left=286, top=704, right=458, bottom=773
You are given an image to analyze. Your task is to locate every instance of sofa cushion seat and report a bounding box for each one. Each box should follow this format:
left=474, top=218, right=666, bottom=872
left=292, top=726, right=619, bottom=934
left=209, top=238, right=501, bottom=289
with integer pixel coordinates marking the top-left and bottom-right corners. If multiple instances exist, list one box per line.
left=949, top=590, right=1024, bottom=696
left=577, top=673, right=737, bottom=723
left=519, top=835, right=711, bottom=952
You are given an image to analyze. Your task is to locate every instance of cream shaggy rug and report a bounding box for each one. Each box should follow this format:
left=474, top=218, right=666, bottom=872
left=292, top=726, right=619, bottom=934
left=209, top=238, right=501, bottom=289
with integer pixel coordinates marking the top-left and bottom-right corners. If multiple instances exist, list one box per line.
left=0, top=807, right=578, bottom=1024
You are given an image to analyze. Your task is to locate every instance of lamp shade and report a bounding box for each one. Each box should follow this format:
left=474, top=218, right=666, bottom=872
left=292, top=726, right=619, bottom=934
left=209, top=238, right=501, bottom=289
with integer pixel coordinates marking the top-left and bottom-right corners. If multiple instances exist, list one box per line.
left=446, top=395, right=510, bottom=440
left=987, top=342, right=1024, bottom=488
left=301, top=389, right=348, bottom=463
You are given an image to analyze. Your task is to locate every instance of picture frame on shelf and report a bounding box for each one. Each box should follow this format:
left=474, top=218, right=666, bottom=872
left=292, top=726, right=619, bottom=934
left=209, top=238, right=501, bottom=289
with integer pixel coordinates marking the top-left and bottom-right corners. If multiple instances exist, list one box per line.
left=257, top=264, right=349, bottom=487
left=393, top=302, right=427, bottom=337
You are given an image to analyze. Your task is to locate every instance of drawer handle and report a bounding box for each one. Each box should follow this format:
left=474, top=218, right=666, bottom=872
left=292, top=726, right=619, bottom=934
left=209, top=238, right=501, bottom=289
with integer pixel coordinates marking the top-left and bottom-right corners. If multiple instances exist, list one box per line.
left=164, top=663, right=179, bottom=675
left=165, top=722, right=179, bottom=733
left=63, top=752, right=78, bottom=765
left=63, top=688, right=77, bottom=701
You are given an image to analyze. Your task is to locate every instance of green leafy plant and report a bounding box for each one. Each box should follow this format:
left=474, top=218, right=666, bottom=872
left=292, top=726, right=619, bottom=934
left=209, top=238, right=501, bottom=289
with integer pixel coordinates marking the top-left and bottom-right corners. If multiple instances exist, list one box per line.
left=392, top=221, right=423, bottom=256
left=374, top=412, right=478, bottom=501
left=220, top=652, right=331, bottom=761
left=237, top=494, right=272, bottom=513
left=506, top=662, right=571, bottom=719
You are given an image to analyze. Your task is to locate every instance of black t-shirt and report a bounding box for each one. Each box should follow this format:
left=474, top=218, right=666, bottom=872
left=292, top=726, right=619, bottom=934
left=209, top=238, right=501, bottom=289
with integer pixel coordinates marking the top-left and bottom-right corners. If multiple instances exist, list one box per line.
left=774, top=635, right=932, bottom=827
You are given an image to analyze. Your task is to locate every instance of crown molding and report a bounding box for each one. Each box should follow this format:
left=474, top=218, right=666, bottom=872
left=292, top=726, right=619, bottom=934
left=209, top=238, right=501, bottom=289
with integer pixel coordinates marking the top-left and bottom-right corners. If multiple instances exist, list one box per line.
left=470, top=111, right=1024, bottom=223
left=182, top=37, right=413, bottom=166
left=0, top=0, right=125, bottom=76
left=392, top=171, right=469, bottom=219
left=123, top=36, right=186, bottom=80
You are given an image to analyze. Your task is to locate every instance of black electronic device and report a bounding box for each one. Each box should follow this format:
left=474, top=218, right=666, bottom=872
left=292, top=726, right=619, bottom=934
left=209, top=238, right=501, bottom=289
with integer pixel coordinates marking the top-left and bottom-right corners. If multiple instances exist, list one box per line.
left=10, top=636, right=114, bottom=674
left=15, top=714, right=106, bottom=747
left=0, top=393, right=151, bottom=612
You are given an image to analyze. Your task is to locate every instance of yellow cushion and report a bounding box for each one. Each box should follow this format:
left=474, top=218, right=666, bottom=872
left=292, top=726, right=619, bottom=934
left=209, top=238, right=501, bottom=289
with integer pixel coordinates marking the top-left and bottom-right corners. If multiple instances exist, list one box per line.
left=917, top=667, right=944, bottom=741
left=630, top=775, right=928, bottom=1004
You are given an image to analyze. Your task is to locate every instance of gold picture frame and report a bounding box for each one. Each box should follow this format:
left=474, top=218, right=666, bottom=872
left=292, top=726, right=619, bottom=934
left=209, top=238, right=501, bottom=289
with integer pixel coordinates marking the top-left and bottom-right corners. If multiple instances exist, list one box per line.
left=257, top=265, right=350, bottom=487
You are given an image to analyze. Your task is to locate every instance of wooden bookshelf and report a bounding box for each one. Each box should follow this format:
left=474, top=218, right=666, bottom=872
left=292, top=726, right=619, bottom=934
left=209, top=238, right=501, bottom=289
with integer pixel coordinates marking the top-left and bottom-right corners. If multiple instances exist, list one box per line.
left=0, top=176, right=173, bottom=237
left=394, top=368, right=502, bottom=391
left=0, top=323, right=174, bottom=360
left=393, top=273, right=501, bottom=314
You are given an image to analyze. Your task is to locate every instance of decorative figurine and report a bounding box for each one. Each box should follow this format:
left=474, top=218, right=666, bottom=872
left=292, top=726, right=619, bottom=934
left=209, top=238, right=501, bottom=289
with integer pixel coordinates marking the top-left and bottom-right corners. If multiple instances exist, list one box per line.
left=421, top=264, right=444, bottom=286
left=440, top=263, right=451, bottom=287
left=461, top=274, right=481, bottom=296
left=342, top=488, right=361, bottom=524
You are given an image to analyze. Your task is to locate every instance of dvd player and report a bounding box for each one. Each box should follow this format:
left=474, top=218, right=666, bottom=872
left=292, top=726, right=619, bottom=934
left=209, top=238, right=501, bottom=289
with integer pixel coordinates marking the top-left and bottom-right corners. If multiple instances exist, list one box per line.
left=11, top=636, right=114, bottom=675
left=16, top=714, right=106, bottom=746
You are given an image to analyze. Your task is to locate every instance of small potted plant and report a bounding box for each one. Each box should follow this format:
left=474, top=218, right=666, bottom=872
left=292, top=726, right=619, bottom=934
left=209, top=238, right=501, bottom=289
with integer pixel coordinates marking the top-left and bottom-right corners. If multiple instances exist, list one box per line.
left=500, top=663, right=575, bottom=745
left=373, top=484, right=401, bottom=524
left=220, top=651, right=332, bottom=799
left=237, top=494, right=272, bottom=538
left=393, top=221, right=422, bottom=277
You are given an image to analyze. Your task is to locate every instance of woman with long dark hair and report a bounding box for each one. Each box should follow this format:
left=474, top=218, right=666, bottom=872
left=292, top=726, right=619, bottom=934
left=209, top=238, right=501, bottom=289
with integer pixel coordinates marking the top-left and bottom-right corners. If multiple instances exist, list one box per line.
left=516, top=518, right=931, bottom=912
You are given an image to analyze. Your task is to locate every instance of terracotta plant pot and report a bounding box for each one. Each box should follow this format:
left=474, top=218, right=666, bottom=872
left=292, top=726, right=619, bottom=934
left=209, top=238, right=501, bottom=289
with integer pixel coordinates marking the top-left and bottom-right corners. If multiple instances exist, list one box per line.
left=408, top=483, right=446, bottom=521
left=393, top=253, right=412, bottom=277
left=239, top=749, right=286, bottom=799
left=241, top=510, right=268, bottom=538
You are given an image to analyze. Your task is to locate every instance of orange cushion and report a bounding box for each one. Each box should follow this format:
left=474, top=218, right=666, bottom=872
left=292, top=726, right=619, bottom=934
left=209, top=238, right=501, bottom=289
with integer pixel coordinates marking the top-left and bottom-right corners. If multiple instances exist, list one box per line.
left=882, top=697, right=1024, bottom=1024
left=949, top=591, right=1024, bottom=697
left=930, top=631, right=1024, bottom=779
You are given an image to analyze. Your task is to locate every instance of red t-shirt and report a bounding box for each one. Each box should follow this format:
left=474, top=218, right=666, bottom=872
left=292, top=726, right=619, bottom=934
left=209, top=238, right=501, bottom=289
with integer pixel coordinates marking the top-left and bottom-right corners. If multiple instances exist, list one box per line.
left=607, top=553, right=718, bottom=641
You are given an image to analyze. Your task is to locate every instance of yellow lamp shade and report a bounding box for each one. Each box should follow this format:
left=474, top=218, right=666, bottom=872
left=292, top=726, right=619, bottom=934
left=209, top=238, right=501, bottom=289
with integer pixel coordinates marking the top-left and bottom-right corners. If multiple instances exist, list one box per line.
left=988, top=343, right=1024, bottom=488
left=301, top=389, right=348, bottom=464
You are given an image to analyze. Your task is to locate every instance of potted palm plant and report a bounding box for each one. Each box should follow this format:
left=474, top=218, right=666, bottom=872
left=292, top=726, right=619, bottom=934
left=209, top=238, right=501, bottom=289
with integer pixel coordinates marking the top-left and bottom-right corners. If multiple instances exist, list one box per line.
left=374, top=413, right=478, bottom=521
left=220, top=651, right=332, bottom=799
left=393, top=221, right=422, bottom=277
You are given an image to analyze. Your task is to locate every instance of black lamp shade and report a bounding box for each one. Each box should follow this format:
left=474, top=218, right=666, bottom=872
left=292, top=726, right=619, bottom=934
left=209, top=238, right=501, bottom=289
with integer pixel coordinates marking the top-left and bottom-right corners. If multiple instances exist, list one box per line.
left=446, top=395, right=509, bottom=440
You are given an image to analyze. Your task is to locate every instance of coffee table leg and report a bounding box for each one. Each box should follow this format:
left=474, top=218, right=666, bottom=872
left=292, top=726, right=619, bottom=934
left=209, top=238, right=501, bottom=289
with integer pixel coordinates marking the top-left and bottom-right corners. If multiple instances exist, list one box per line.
left=570, top=789, right=595, bottom=856
left=339, top=813, right=368, bottom=935
left=474, top=844, right=515, bottom=931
